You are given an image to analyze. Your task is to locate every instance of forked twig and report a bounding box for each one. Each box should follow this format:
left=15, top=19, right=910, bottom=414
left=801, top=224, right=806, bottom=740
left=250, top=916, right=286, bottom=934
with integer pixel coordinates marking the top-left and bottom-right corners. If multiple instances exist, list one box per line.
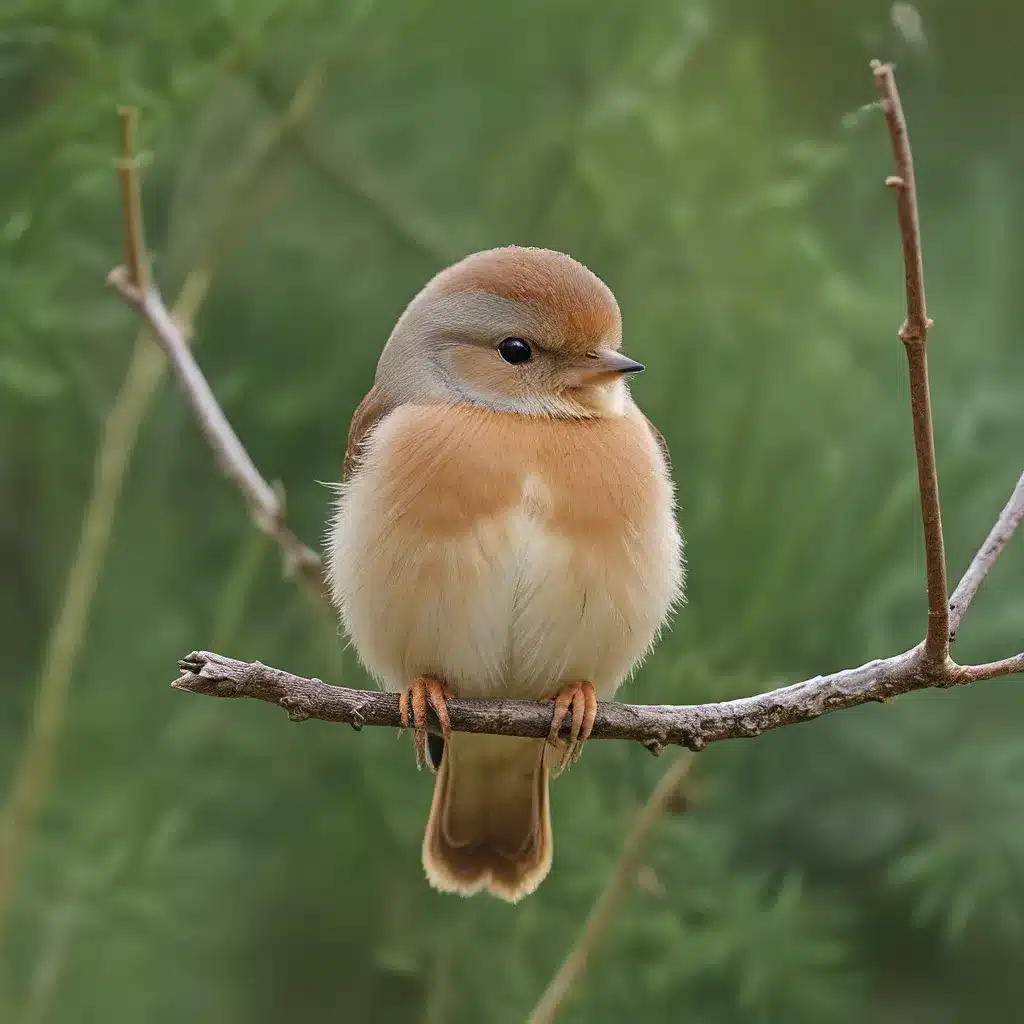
left=871, top=59, right=949, bottom=667
left=129, top=63, right=1022, bottom=749
left=96, top=58, right=1024, bottom=1024
left=522, top=61, right=1017, bottom=1023
left=106, top=109, right=327, bottom=603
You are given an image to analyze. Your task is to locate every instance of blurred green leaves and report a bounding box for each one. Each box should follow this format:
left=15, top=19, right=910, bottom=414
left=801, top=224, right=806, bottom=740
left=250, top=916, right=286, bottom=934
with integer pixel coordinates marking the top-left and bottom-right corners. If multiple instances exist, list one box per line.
left=3, top=0, right=1024, bottom=1021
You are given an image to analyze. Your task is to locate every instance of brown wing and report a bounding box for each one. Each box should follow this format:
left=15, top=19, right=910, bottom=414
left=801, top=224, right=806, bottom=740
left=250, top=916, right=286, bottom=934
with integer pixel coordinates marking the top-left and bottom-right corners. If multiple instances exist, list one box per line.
left=342, top=384, right=396, bottom=482
left=642, top=412, right=672, bottom=476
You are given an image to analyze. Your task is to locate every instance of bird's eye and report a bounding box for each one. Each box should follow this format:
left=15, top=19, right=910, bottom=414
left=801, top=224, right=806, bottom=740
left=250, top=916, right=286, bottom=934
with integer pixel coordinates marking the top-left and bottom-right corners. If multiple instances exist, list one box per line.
left=497, top=337, right=532, bottom=364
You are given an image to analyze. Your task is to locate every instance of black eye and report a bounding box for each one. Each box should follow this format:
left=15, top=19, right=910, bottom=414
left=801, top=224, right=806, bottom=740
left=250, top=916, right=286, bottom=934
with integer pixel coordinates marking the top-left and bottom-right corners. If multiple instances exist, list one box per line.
left=497, top=337, right=532, bottom=364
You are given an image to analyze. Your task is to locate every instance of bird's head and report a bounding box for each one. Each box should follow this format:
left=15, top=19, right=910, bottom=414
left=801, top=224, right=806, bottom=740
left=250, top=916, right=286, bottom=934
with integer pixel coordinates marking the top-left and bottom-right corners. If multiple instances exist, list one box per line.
left=375, top=246, right=643, bottom=418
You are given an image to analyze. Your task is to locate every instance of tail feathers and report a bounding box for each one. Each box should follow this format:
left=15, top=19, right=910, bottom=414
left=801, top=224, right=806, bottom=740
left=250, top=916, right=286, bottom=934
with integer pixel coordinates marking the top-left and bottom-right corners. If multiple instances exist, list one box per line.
left=423, top=733, right=551, bottom=902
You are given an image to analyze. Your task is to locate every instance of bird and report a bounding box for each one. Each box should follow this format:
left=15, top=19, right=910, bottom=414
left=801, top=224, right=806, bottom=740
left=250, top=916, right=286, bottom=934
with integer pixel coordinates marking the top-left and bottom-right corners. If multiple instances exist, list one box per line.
left=326, top=246, right=684, bottom=901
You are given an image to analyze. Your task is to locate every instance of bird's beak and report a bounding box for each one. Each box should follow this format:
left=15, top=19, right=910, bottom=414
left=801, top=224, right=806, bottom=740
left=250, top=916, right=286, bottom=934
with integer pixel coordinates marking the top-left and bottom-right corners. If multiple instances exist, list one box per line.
left=574, top=349, right=645, bottom=384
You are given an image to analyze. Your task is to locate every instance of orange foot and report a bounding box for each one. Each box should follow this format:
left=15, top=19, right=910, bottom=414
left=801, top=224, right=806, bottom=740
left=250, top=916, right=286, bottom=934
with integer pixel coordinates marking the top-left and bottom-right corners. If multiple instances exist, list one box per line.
left=546, top=681, right=598, bottom=776
left=400, top=677, right=452, bottom=773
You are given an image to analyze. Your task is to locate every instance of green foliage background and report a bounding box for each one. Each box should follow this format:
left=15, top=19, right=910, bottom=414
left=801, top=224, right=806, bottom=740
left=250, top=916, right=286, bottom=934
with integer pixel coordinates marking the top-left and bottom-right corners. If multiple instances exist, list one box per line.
left=2, top=0, right=1023, bottom=1020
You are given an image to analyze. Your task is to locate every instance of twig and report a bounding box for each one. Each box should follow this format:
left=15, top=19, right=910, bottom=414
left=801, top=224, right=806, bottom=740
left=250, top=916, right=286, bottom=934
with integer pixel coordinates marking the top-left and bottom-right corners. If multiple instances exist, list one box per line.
left=0, top=65, right=327, bottom=951
left=116, top=107, right=148, bottom=290
left=522, top=63, right=1014, bottom=1022
left=871, top=60, right=949, bottom=668
left=106, top=112, right=327, bottom=603
left=172, top=610, right=1024, bottom=747
left=527, top=753, right=694, bottom=1024
left=110, top=65, right=1021, bottom=748
left=948, top=470, right=1024, bottom=639
left=107, top=268, right=327, bottom=602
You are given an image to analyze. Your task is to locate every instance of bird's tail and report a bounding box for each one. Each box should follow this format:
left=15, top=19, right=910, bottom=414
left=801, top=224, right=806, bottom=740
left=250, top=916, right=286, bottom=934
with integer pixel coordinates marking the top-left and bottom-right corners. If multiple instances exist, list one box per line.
left=422, top=732, right=552, bottom=902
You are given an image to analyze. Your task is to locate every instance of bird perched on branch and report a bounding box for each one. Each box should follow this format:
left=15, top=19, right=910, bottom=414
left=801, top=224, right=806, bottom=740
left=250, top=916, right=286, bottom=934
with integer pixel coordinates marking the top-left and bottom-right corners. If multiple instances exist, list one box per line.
left=327, top=246, right=684, bottom=901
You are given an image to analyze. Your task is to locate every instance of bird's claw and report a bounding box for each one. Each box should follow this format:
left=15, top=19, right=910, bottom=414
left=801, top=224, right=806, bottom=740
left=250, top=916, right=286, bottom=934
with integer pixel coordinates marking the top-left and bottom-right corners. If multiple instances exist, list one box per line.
left=399, top=677, right=452, bottom=772
left=546, top=681, right=598, bottom=776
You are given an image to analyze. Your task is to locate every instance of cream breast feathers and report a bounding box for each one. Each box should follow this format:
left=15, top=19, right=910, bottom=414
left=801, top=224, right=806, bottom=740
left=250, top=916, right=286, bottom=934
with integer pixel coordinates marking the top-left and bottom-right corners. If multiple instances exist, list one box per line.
left=327, top=401, right=683, bottom=701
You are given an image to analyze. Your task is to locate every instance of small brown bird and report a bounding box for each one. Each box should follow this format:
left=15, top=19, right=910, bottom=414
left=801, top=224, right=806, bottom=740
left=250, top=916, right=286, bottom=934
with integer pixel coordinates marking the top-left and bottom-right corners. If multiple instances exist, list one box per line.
left=327, top=246, right=683, bottom=901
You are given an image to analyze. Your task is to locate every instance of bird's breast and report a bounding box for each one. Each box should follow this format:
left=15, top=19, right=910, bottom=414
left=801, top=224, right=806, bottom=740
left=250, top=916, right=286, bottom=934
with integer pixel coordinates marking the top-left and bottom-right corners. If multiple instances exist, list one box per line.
left=327, top=403, right=682, bottom=700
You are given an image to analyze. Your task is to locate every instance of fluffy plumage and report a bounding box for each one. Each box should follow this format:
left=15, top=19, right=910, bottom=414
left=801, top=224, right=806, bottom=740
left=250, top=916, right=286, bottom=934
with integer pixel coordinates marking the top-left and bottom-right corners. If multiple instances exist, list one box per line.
left=327, top=246, right=684, bottom=900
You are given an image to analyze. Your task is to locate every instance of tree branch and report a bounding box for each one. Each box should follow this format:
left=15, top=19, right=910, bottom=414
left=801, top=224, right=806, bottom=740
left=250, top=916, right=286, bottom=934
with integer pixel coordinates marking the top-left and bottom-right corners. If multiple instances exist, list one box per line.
left=105, top=74, right=343, bottom=606
left=106, top=63, right=1023, bottom=755
left=116, top=107, right=149, bottom=291
left=872, top=60, right=949, bottom=668
left=173, top=604, right=1023, bottom=748
left=527, top=66, right=1015, bottom=1020
left=948, top=469, right=1024, bottom=639
left=106, top=268, right=327, bottom=603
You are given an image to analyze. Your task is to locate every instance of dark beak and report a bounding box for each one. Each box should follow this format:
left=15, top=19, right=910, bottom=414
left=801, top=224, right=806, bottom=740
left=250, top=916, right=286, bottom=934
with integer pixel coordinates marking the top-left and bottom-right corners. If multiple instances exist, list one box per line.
left=607, top=353, right=645, bottom=374
left=586, top=350, right=645, bottom=376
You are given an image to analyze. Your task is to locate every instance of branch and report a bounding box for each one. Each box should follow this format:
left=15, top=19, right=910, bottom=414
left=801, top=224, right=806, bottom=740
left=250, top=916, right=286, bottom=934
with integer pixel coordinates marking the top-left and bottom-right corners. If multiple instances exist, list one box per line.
left=105, top=94, right=329, bottom=603
left=106, top=63, right=1022, bottom=754
left=526, top=752, right=695, bottom=1024
left=948, top=469, right=1024, bottom=639
left=871, top=60, right=949, bottom=667
left=104, top=73, right=351, bottom=607
left=107, top=268, right=327, bottom=603
left=116, top=107, right=149, bottom=291
left=173, top=615, right=1024, bottom=749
